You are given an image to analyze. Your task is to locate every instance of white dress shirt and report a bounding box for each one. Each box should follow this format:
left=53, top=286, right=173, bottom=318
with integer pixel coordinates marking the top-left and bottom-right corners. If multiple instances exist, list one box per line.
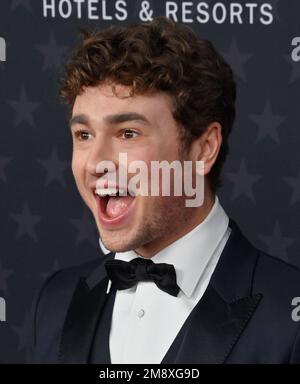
left=99, top=195, right=231, bottom=364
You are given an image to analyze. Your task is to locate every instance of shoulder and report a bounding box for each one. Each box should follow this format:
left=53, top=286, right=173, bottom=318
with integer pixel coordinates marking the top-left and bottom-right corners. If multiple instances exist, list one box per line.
left=254, top=249, right=300, bottom=298
left=29, top=257, right=105, bottom=363
left=218, top=218, right=300, bottom=311
left=35, top=256, right=103, bottom=316
left=228, top=218, right=300, bottom=295
left=42, top=257, right=102, bottom=293
left=249, top=246, right=300, bottom=362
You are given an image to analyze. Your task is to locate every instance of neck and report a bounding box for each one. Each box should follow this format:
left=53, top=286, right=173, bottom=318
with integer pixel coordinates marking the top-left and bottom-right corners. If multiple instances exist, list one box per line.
left=135, top=191, right=216, bottom=258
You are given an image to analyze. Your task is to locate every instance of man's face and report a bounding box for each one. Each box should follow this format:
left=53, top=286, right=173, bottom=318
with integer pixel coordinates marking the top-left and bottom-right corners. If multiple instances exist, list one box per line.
left=70, top=82, right=196, bottom=254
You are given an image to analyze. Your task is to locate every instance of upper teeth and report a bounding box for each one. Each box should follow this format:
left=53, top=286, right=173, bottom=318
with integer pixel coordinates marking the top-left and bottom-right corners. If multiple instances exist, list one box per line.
left=95, top=187, right=126, bottom=196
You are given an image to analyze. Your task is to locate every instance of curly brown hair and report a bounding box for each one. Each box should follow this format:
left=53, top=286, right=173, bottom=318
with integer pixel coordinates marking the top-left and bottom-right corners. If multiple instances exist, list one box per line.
left=59, top=16, right=236, bottom=192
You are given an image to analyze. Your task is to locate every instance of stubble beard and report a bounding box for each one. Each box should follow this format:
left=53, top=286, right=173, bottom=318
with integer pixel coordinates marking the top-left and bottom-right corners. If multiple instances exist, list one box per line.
left=99, top=194, right=189, bottom=255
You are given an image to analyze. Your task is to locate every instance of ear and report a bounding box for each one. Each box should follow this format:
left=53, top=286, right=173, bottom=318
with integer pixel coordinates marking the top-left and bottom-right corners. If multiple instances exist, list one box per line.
left=189, top=121, right=222, bottom=177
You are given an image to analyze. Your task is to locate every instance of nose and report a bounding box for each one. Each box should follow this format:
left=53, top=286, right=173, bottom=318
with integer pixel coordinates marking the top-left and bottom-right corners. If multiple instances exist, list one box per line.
left=86, top=137, right=114, bottom=175
left=85, top=136, right=118, bottom=178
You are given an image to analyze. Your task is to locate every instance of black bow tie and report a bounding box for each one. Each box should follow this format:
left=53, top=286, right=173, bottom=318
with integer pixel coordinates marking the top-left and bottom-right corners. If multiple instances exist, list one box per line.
left=104, top=257, right=180, bottom=297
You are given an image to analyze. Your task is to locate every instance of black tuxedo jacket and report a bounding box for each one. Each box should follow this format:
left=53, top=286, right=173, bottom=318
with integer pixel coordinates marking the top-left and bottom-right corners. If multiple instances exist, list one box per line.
left=29, top=220, right=300, bottom=364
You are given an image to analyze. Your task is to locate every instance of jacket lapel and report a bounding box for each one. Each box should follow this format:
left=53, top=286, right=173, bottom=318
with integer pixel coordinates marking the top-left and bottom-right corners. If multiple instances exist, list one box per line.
left=163, top=219, right=263, bottom=364
left=58, top=253, right=114, bottom=364
left=162, top=284, right=262, bottom=363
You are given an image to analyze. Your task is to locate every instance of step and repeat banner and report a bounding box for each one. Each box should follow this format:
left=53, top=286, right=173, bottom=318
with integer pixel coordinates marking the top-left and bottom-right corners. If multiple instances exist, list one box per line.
left=0, top=0, right=299, bottom=363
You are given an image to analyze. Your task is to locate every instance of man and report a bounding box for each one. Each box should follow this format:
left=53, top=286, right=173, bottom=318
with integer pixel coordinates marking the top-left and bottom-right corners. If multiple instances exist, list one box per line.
left=30, top=16, right=300, bottom=364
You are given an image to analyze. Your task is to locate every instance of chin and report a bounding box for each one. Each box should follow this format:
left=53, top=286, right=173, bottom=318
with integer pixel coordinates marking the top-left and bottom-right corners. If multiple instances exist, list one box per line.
left=99, top=232, right=135, bottom=253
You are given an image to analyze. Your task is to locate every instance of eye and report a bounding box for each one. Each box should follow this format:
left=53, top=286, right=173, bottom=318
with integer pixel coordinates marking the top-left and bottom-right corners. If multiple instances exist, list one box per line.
left=121, top=129, right=139, bottom=139
left=74, top=130, right=93, bottom=141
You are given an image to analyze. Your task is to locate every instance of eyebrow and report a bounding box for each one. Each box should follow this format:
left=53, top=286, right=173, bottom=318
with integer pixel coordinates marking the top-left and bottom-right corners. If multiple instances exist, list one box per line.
left=69, top=112, right=151, bottom=128
left=69, top=114, right=88, bottom=127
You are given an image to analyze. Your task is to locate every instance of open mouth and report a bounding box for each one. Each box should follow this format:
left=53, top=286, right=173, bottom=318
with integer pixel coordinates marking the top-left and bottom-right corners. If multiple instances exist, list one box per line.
left=94, top=187, right=136, bottom=227
left=99, top=192, right=135, bottom=218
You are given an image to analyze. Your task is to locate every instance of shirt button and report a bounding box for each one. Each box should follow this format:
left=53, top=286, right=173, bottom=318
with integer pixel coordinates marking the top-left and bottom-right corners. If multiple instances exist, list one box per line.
left=137, top=309, right=145, bottom=318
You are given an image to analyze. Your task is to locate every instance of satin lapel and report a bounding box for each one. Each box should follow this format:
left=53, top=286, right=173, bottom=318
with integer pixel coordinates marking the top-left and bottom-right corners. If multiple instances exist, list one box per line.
left=163, top=219, right=263, bottom=364
left=58, top=274, right=110, bottom=364
left=166, top=284, right=262, bottom=364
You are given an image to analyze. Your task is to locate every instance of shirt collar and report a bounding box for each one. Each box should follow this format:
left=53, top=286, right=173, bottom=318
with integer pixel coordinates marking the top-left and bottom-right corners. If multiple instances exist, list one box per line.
left=99, top=195, right=229, bottom=298
left=98, top=237, right=111, bottom=255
